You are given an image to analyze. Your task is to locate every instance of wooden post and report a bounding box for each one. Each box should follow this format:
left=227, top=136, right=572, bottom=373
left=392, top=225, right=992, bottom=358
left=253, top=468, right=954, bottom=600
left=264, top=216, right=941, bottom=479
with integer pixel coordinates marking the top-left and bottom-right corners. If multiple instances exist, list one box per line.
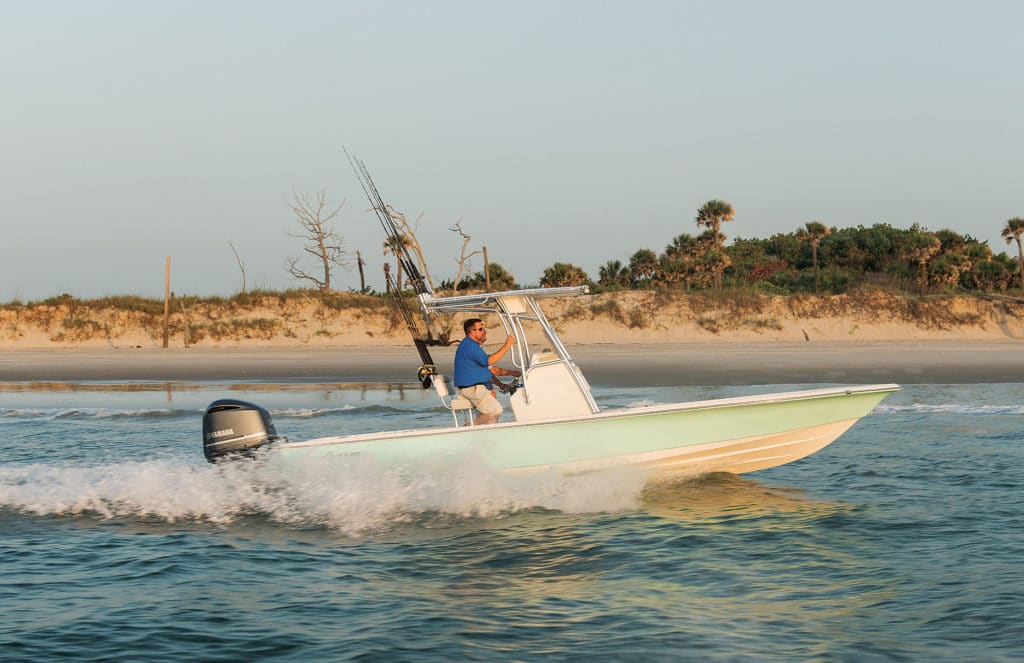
left=483, top=246, right=490, bottom=289
left=163, top=256, right=170, bottom=348
left=357, top=250, right=366, bottom=293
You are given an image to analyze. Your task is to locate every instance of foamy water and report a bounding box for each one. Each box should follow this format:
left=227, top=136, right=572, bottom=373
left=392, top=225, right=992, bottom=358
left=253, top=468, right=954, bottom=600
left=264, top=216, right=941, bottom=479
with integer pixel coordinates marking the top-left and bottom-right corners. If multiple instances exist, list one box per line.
left=0, top=454, right=646, bottom=534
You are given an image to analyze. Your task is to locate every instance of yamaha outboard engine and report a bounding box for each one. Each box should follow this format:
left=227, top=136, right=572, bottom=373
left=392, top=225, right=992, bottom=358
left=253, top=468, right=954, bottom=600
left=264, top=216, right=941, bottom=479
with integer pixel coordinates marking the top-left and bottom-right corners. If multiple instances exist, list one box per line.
left=202, top=399, right=281, bottom=462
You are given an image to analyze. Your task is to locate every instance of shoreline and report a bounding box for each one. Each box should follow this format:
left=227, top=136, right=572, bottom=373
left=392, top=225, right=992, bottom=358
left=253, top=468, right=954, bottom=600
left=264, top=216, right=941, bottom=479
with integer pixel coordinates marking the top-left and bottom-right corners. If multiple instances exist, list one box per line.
left=1, top=341, right=1022, bottom=386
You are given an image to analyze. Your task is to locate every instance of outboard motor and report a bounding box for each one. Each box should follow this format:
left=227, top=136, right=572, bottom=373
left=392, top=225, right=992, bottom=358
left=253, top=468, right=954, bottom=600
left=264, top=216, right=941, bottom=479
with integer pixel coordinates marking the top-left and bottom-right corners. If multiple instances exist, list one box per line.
left=202, top=399, right=281, bottom=462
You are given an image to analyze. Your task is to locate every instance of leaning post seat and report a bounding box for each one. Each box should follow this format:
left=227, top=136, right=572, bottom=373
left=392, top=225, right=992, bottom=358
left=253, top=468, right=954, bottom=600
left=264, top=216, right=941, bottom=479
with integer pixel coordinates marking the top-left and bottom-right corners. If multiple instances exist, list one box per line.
left=431, top=375, right=474, bottom=427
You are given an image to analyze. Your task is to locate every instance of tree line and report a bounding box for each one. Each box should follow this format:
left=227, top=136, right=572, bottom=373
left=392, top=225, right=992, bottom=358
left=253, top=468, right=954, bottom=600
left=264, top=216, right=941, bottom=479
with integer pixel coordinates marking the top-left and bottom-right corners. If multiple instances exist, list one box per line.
left=282, top=189, right=1024, bottom=297
left=537, top=202, right=1024, bottom=297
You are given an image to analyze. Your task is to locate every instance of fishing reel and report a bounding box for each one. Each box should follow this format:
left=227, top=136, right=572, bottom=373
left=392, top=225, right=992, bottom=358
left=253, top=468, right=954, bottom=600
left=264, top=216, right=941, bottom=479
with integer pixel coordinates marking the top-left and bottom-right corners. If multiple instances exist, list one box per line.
left=417, top=364, right=436, bottom=389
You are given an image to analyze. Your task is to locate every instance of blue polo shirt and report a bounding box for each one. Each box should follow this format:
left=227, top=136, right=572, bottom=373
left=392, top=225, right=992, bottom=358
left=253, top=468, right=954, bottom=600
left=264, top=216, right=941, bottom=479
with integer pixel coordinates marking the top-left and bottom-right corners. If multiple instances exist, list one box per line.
left=453, top=336, right=492, bottom=388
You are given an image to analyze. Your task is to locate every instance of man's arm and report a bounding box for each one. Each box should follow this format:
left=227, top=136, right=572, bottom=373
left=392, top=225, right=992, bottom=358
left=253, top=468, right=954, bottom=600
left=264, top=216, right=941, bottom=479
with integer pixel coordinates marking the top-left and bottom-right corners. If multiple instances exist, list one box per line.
left=490, top=365, right=521, bottom=378
left=486, top=335, right=515, bottom=366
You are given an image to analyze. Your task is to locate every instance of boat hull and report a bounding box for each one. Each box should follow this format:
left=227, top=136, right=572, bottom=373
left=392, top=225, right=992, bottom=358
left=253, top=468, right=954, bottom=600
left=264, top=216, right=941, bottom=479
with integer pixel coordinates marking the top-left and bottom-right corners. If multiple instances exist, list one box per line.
left=277, top=385, right=898, bottom=478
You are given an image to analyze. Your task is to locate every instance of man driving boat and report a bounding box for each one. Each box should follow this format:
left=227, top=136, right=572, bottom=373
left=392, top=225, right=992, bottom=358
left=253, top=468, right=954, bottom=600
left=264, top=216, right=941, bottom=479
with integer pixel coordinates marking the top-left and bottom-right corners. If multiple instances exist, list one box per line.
left=453, top=318, right=522, bottom=424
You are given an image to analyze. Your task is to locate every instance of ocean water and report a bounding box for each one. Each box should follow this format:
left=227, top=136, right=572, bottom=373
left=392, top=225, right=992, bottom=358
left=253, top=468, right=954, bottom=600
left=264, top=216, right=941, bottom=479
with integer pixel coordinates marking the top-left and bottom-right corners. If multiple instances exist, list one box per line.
left=1, top=381, right=1022, bottom=661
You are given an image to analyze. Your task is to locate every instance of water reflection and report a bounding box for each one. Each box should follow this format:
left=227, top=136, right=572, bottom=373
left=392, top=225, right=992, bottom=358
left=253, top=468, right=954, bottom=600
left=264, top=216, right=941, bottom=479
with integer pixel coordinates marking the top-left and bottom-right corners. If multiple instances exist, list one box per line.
left=639, top=472, right=843, bottom=522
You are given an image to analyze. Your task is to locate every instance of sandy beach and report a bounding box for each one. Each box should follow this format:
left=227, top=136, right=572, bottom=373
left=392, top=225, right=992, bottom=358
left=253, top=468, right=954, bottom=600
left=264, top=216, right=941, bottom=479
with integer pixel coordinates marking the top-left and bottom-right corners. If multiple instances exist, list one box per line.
left=3, top=291, right=1023, bottom=385
left=2, top=341, right=1021, bottom=386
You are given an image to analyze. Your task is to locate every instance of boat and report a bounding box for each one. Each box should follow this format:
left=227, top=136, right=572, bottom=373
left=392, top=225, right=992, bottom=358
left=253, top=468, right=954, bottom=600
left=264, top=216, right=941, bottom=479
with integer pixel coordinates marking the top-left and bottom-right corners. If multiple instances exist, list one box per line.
left=201, top=284, right=897, bottom=478
left=200, top=154, right=898, bottom=478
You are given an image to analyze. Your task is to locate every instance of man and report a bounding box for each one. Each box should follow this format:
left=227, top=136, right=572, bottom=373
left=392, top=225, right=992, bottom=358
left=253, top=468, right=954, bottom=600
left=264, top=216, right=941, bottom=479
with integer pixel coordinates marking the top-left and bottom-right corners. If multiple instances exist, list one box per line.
left=453, top=318, right=522, bottom=424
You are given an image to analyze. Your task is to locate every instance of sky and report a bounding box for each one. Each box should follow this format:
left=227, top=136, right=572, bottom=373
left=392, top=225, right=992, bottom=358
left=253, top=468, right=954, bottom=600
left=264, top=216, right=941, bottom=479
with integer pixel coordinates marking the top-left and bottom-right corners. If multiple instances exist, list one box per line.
left=2, top=0, right=1022, bottom=301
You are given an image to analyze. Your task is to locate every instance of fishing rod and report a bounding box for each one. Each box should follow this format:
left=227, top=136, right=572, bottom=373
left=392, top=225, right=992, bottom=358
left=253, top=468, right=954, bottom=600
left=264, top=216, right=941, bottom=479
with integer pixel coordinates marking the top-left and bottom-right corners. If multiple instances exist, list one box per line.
left=344, top=148, right=443, bottom=387
left=344, top=149, right=431, bottom=296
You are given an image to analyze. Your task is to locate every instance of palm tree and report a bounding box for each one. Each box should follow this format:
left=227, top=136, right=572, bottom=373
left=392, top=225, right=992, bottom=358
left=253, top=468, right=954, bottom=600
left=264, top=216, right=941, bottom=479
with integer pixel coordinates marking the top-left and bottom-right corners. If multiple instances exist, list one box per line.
left=664, top=233, right=698, bottom=258
left=797, top=221, right=831, bottom=294
left=661, top=234, right=700, bottom=289
left=597, top=260, right=630, bottom=288
left=628, top=249, right=659, bottom=286
left=696, top=200, right=735, bottom=248
left=1001, top=217, right=1024, bottom=292
left=696, top=200, right=735, bottom=288
left=540, top=262, right=589, bottom=287
left=698, top=249, right=732, bottom=289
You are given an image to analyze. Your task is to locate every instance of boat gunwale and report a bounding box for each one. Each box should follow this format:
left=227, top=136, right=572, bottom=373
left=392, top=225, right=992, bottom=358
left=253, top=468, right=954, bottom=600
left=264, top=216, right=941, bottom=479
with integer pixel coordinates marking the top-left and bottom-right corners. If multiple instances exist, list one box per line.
left=281, top=383, right=899, bottom=450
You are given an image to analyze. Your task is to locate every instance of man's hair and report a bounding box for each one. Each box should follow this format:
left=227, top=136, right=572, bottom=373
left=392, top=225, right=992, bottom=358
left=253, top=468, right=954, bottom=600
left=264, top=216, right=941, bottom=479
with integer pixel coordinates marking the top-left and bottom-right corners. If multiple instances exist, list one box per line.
left=463, top=318, right=482, bottom=335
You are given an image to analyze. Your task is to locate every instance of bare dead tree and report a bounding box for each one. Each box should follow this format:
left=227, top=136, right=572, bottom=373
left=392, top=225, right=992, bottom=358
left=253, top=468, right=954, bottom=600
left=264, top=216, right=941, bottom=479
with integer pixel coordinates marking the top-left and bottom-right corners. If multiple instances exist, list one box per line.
left=283, top=189, right=349, bottom=292
left=227, top=240, right=247, bottom=293
left=450, top=220, right=483, bottom=293
left=380, top=207, right=437, bottom=292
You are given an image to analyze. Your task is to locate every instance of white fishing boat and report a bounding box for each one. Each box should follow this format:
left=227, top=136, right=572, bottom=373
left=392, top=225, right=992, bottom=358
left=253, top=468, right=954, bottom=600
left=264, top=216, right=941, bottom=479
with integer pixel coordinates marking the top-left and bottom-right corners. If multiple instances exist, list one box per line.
left=200, top=155, right=897, bottom=477
left=202, top=285, right=897, bottom=478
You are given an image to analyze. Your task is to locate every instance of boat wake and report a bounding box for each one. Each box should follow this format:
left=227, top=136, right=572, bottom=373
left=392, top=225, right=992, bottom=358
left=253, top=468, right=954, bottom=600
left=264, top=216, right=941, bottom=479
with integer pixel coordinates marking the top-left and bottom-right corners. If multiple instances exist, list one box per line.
left=0, top=453, right=648, bottom=535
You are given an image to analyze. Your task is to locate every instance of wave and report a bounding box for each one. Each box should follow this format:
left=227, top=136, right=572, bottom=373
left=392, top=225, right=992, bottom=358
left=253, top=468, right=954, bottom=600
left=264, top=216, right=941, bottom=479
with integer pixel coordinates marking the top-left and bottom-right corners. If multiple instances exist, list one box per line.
left=0, top=455, right=646, bottom=536
left=0, top=403, right=446, bottom=422
left=875, top=403, right=1024, bottom=415
left=0, top=407, right=196, bottom=421
left=268, top=404, right=430, bottom=418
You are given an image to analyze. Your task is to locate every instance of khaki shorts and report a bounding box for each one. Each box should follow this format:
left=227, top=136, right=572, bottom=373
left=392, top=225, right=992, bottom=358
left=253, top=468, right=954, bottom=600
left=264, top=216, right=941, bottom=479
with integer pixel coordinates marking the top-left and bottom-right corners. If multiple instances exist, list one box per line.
left=458, top=384, right=503, bottom=416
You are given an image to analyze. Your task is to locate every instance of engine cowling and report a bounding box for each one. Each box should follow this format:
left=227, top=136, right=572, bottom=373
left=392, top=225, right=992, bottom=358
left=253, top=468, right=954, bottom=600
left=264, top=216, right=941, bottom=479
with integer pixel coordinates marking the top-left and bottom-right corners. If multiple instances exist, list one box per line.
left=202, top=399, right=280, bottom=462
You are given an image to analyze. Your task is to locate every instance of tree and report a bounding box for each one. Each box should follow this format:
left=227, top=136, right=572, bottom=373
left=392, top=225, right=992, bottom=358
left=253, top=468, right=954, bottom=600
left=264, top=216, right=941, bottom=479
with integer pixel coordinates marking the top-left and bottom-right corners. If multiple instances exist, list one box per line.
left=900, top=231, right=941, bottom=294
left=540, top=262, right=590, bottom=287
left=449, top=220, right=484, bottom=293
left=797, top=221, right=831, bottom=294
left=696, top=199, right=735, bottom=288
left=959, top=241, right=994, bottom=290
left=628, top=249, right=659, bottom=286
left=597, top=260, right=630, bottom=288
left=459, top=262, right=517, bottom=291
left=664, top=233, right=700, bottom=258
left=935, top=228, right=967, bottom=255
left=727, top=237, right=786, bottom=285
left=1001, top=217, right=1024, bottom=292
left=660, top=234, right=701, bottom=289
left=698, top=248, right=732, bottom=289
left=965, top=258, right=1010, bottom=291
left=929, top=253, right=971, bottom=289
left=383, top=234, right=413, bottom=291
left=283, top=190, right=348, bottom=292
left=381, top=208, right=436, bottom=293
